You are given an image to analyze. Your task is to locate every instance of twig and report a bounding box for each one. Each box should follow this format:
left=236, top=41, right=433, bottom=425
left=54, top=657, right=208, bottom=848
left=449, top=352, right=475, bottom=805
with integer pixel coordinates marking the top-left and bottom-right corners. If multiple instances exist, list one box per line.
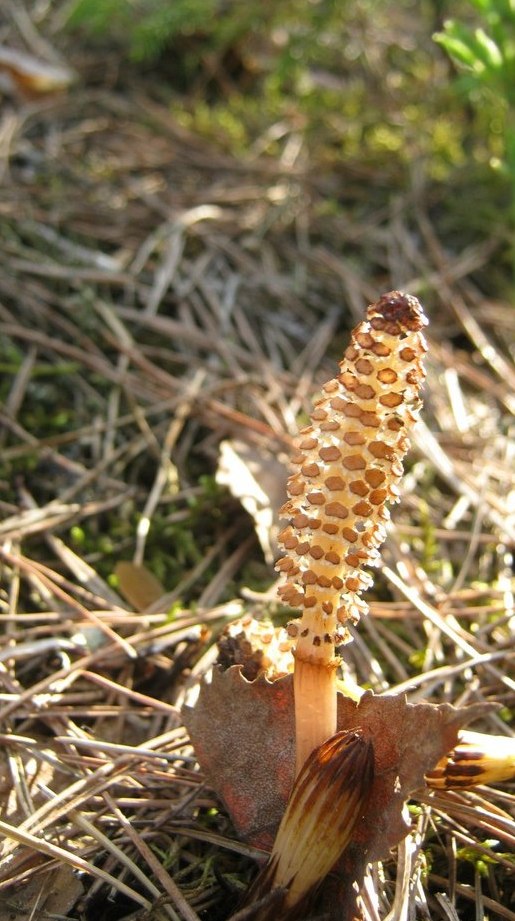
left=0, top=818, right=152, bottom=909
left=104, top=791, right=202, bottom=921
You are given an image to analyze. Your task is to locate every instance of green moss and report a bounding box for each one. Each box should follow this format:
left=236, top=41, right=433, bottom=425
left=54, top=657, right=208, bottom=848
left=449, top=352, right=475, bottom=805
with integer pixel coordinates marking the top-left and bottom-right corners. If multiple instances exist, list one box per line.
left=457, top=843, right=515, bottom=876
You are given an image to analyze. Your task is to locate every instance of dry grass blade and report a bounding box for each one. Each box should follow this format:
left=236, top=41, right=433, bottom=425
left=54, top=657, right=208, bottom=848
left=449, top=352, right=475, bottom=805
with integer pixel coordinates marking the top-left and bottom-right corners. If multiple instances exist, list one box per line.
left=0, top=818, right=152, bottom=909
left=102, top=792, right=202, bottom=921
left=382, top=566, right=515, bottom=694
left=0, top=545, right=137, bottom=656
left=431, top=875, right=515, bottom=921
left=383, top=825, right=426, bottom=921
left=0, top=4, right=514, bottom=918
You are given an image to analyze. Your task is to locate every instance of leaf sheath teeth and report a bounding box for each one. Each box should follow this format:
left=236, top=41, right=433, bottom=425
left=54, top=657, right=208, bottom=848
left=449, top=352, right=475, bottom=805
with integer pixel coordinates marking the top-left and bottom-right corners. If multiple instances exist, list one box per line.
left=426, top=730, right=515, bottom=789
left=246, top=729, right=375, bottom=920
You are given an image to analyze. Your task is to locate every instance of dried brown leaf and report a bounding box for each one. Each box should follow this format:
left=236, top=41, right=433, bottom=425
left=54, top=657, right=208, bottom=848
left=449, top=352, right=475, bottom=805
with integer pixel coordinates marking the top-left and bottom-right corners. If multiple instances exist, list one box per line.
left=5, top=866, right=84, bottom=920
left=115, top=561, right=166, bottom=611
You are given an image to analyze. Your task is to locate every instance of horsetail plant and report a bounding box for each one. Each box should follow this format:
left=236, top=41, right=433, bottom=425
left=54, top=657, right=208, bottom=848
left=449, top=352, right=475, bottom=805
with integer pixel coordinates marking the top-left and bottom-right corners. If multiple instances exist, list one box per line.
left=241, top=293, right=428, bottom=917
left=275, top=291, right=428, bottom=774
left=188, top=292, right=511, bottom=919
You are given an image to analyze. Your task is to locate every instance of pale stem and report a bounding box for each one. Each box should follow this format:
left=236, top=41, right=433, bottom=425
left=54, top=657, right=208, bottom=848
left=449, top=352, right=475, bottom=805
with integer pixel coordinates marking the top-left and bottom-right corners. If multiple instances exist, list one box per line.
left=293, top=655, right=338, bottom=776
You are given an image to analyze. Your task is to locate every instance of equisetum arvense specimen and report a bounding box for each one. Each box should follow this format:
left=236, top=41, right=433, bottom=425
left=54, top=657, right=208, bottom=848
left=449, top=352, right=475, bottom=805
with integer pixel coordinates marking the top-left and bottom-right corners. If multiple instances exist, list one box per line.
left=275, top=291, right=428, bottom=773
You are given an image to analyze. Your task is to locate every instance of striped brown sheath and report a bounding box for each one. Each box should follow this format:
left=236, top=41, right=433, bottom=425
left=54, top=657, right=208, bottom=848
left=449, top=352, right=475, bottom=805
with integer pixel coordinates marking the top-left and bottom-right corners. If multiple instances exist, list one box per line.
left=245, top=730, right=375, bottom=920
left=426, top=730, right=515, bottom=788
left=276, top=291, right=428, bottom=773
